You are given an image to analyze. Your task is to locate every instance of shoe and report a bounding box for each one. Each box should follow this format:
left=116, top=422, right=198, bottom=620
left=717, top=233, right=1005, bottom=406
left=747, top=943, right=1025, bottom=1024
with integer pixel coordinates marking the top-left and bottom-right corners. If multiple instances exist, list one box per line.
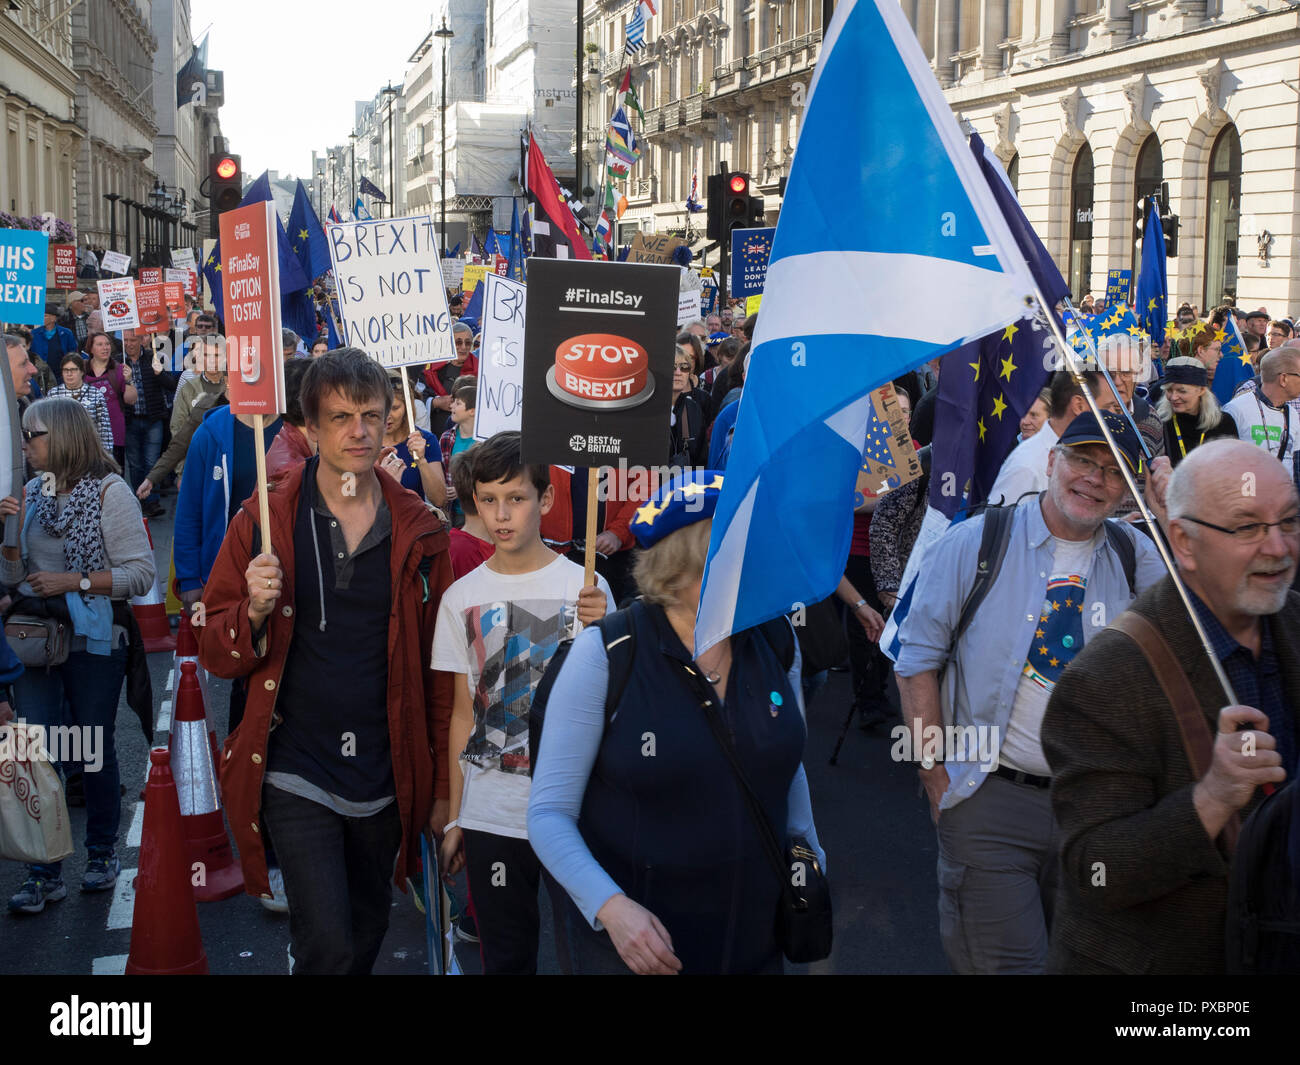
left=9, top=876, right=67, bottom=914
left=142, top=500, right=165, bottom=519
left=260, top=867, right=289, bottom=913
left=856, top=700, right=891, bottom=731
left=81, top=851, right=121, bottom=892
left=454, top=909, right=479, bottom=944
left=64, top=771, right=85, bottom=807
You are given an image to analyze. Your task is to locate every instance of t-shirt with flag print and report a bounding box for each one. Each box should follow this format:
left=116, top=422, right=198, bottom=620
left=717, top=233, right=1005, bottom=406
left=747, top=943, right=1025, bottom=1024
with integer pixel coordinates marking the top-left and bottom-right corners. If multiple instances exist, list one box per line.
left=999, top=536, right=1094, bottom=777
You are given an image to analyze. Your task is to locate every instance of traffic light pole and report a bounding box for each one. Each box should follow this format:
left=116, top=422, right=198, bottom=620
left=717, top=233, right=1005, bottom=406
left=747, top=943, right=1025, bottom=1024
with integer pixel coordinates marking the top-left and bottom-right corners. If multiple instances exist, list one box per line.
left=717, top=159, right=729, bottom=309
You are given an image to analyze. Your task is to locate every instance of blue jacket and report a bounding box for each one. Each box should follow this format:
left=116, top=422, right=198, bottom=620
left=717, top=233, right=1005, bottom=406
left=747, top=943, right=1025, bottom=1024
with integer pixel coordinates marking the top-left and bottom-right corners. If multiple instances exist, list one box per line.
left=29, top=325, right=77, bottom=364
left=174, top=405, right=282, bottom=592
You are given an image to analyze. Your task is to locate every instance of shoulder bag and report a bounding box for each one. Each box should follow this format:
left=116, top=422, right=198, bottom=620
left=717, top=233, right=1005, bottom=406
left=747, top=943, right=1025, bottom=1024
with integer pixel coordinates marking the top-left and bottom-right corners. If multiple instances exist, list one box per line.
left=673, top=653, right=833, bottom=963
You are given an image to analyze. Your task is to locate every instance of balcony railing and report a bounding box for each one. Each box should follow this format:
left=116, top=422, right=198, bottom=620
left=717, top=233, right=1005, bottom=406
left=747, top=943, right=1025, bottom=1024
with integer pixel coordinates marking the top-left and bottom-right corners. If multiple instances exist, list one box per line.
left=630, top=177, right=654, bottom=199
left=683, top=93, right=704, bottom=124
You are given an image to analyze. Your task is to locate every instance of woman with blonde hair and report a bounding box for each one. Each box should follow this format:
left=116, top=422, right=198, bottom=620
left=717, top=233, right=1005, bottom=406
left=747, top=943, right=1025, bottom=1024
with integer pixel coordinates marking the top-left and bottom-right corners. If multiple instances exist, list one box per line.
left=1, top=398, right=155, bottom=913
left=529, top=470, right=825, bottom=974
left=1155, top=356, right=1238, bottom=466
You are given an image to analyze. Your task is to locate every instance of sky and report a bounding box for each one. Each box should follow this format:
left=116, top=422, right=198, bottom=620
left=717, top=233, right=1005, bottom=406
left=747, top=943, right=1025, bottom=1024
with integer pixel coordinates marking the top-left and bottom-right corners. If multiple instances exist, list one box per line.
left=191, top=0, right=437, bottom=181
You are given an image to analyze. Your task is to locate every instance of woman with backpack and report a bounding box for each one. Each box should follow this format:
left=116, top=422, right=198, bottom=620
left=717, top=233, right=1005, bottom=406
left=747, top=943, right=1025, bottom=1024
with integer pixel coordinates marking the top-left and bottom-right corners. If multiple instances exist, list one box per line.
left=527, top=469, right=826, bottom=974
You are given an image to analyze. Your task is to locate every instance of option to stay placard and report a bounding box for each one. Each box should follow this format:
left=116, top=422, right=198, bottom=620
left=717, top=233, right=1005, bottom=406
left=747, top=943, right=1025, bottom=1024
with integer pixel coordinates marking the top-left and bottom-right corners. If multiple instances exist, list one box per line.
left=475, top=274, right=526, bottom=439
left=521, top=258, right=679, bottom=468
left=327, top=214, right=453, bottom=366
left=220, top=200, right=285, bottom=416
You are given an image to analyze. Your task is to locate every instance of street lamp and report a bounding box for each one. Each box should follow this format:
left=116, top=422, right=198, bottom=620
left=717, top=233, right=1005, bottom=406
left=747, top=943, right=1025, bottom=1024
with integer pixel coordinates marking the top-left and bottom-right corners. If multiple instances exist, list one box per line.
left=435, top=16, right=455, bottom=255
left=104, top=192, right=120, bottom=252
left=349, top=132, right=358, bottom=214
left=380, top=82, right=399, bottom=220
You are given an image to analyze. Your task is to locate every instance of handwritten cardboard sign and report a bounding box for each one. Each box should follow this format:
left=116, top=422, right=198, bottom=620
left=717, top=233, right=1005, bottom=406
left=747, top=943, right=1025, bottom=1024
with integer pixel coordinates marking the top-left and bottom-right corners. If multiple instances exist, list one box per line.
left=475, top=274, right=526, bottom=439
left=853, top=382, right=922, bottom=510
left=100, top=250, right=131, bottom=275
left=327, top=214, right=453, bottom=367
left=462, top=263, right=489, bottom=294
left=628, top=232, right=684, bottom=265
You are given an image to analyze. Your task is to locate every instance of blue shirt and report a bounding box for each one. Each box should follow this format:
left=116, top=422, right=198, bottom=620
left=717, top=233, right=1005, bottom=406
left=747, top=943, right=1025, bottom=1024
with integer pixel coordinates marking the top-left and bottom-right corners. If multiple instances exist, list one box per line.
left=895, top=498, right=1167, bottom=809
left=1189, top=591, right=1296, bottom=776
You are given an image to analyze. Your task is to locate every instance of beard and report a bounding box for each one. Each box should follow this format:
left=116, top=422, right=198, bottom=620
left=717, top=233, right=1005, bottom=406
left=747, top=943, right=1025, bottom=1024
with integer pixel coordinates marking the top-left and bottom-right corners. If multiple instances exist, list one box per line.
left=1235, top=558, right=1297, bottom=617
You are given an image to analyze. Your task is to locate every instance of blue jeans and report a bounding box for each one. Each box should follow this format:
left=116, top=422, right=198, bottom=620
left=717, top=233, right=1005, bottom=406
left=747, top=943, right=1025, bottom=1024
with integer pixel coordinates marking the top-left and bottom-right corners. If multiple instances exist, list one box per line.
left=125, top=416, right=164, bottom=502
left=15, top=645, right=127, bottom=879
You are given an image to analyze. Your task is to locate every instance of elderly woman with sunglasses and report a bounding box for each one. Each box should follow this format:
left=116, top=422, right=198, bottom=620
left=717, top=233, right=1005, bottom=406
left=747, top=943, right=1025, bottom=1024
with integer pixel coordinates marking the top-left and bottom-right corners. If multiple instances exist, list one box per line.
left=0, top=398, right=155, bottom=915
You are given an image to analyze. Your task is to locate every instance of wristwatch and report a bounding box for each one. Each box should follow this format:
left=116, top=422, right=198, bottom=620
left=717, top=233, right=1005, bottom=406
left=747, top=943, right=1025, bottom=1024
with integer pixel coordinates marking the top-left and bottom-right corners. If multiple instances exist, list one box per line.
left=78, top=571, right=91, bottom=592
left=852, top=598, right=867, bottom=613
left=919, top=754, right=939, bottom=772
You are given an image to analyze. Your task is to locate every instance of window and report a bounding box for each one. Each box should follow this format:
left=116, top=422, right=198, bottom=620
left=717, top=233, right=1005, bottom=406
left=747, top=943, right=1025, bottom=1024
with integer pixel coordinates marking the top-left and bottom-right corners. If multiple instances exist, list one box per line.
left=1006, top=152, right=1019, bottom=196
left=1069, top=144, right=1093, bottom=301
left=1131, top=135, right=1163, bottom=276
left=1204, top=125, right=1241, bottom=309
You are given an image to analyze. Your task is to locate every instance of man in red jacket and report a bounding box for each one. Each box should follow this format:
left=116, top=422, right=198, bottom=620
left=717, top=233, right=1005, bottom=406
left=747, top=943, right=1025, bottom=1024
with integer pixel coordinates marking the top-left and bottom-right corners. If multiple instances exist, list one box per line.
left=197, top=349, right=454, bottom=974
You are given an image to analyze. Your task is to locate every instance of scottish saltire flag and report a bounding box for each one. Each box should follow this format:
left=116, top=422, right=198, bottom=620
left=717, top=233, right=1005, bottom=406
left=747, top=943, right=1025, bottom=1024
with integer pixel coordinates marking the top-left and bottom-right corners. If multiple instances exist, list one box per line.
left=288, top=180, right=332, bottom=283
left=508, top=200, right=525, bottom=281
left=605, top=107, right=639, bottom=177
left=359, top=175, right=387, bottom=202
left=694, top=0, right=1035, bottom=655
left=353, top=197, right=372, bottom=221
left=1135, top=198, right=1167, bottom=346
left=1212, top=315, right=1255, bottom=404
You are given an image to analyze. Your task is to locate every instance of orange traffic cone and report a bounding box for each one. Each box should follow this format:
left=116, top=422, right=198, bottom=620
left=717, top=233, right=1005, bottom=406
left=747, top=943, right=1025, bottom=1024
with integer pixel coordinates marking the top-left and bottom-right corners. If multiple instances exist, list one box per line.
left=132, top=518, right=176, bottom=654
left=174, top=610, right=219, bottom=769
left=169, top=661, right=244, bottom=902
left=169, top=663, right=244, bottom=905
left=125, top=747, right=209, bottom=975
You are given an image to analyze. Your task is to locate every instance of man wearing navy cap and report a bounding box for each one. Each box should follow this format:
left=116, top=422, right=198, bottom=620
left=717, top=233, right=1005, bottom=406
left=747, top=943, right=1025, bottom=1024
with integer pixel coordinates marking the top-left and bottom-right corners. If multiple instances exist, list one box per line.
left=895, top=410, right=1170, bottom=973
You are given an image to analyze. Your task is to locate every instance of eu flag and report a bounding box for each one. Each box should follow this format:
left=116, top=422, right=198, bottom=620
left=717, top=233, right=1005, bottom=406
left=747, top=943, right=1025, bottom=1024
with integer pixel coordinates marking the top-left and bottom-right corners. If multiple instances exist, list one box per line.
left=507, top=199, right=525, bottom=282
left=287, top=179, right=331, bottom=283
left=1135, top=198, right=1167, bottom=346
left=1211, top=315, right=1255, bottom=404
left=484, top=230, right=501, bottom=258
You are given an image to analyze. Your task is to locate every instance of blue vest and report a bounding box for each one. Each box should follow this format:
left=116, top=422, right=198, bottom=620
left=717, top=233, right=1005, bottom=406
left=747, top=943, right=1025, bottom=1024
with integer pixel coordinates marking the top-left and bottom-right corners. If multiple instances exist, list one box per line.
left=577, top=601, right=804, bottom=973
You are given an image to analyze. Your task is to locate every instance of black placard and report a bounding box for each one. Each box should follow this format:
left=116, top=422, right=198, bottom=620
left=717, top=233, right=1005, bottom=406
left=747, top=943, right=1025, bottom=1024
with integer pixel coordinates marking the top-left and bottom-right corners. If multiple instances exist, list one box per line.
left=520, top=258, right=680, bottom=467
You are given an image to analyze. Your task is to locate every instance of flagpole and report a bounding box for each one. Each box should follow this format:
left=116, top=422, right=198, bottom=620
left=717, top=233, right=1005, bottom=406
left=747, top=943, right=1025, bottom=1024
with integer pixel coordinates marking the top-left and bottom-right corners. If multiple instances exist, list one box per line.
left=1031, top=281, right=1238, bottom=706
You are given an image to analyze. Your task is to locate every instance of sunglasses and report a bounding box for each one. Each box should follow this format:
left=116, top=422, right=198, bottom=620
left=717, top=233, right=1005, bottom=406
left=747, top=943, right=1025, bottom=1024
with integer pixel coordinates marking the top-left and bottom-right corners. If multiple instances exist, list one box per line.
left=22, top=429, right=48, bottom=442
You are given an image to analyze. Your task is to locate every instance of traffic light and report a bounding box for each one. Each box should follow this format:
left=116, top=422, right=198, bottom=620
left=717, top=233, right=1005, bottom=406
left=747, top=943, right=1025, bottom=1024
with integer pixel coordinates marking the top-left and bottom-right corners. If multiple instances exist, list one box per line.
left=706, top=173, right=724, bottom=241
left=209, top=152, right=242, bottom=238
left=725, top=172, right=751, bottom=239
left=1161, top=212, right=1179, bottom=258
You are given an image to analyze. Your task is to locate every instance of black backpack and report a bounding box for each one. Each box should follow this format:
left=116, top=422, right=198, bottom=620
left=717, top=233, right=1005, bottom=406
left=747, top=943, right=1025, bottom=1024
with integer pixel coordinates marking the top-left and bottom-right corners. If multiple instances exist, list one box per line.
left=1226, top=781, right=1300, bottom=973
left=528, top=600, right=797, bottom=777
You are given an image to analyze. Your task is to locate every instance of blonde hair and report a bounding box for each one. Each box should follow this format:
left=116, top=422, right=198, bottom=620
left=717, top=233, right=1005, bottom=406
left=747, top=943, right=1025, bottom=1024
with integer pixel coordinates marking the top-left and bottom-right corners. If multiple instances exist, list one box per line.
left=1155, top=356, right=1222, bottom=432
left=632, top=518, right=713, bottom=607
left=24, top=397, right=119, bottom=488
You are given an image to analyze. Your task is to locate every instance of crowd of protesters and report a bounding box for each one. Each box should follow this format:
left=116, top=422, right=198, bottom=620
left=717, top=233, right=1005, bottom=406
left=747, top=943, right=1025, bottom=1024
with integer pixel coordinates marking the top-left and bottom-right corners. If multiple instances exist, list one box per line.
left=1, top=285, right=1297, bottom=980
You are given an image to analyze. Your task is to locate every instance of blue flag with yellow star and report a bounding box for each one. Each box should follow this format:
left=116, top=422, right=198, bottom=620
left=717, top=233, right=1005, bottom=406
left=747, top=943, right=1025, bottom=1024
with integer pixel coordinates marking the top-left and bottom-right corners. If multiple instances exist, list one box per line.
left=1211, top=314, right=1254, bottom=405
left=1135, top=197, right=1167, bottom=346
left=1068, top=301, right=1147, bottom=354
left=929, top=314, right=1050, bottom=520
left=287, top=179, right=332, bottom=284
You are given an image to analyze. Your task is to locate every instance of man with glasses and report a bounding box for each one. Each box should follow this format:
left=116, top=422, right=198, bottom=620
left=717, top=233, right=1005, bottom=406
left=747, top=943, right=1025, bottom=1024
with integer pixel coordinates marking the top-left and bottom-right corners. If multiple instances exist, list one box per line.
left=1267, top=320, right=1292, bottom=350
left=1222, top=348, right=1300, bottom=465
left=895, top=411, right=1168, bottom=973
left=1043, top=439, right=1298, bottom=972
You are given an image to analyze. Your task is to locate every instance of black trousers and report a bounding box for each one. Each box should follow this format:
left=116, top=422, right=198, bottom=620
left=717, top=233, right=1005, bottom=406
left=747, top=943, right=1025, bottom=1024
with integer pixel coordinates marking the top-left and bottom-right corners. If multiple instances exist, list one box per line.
left=261, top=786, right=401, bottom=975
left=462, top=828, right=542, bottom=975
left=844, top=553, right=889, bottom=710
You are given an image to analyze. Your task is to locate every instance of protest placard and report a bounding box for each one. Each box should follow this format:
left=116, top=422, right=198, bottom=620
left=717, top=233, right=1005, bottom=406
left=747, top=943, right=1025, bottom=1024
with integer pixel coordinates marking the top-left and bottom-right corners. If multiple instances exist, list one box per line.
left=97, top=276, right=139, bottom=331
left=137, top=267, right=162, bottom=286
left=521, top=258, right=679, bottom=469
left=133, top=284, right=169, bottom=335
left=166, top=267, right=195, bottom=296
left=462, top=263, right=489, bottom=294
left=745, top=294, right=762, bottom=317
left=628, top=232, right=684, bottom=265
left=100, top=250, right=130, bottom=275
left=0, top=230, right=49, bottom=325
left=1105, top=268, right=1132, bottom=306
left=475, top=274, right=526, bottom=439
left=327, top=214, right=453, bottom=367
left=51, top=244, right=77, bottom=289
left=442, top=258, right=465, bottom=289
left=493, top=255, right=508, bottom=277
left=677, top=289, right=702, bottom=327
left=171, top=247, right=197, bottom=272
left=854, top=383, right=922, bottom=510
left=731, top=227, right=775, bottom=298
left=220, top=200, right=285, bottom=417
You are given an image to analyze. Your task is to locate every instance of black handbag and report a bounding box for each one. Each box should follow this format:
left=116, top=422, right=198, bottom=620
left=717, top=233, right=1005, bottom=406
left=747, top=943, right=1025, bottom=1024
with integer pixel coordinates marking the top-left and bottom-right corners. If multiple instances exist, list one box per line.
left=673, top=656, right=833, bottom=964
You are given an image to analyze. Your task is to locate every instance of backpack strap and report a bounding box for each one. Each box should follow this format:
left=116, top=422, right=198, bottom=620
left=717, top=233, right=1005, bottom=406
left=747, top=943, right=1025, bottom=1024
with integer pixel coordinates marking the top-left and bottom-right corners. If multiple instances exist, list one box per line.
left=951, top=504, right=1016, bottom=652
left=1110, top=610, right=1239, bottom=854
left=1103, top=519, right=1137, bottom=598
left=595, top=604, right=637, bottom=722
left=757, top=614, right=797, bottom=673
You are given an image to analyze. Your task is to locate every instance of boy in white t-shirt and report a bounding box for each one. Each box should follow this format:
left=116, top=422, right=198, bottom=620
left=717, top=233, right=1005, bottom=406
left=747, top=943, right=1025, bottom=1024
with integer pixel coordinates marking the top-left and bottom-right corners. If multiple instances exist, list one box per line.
left=432, top=430, right=613, bottom=974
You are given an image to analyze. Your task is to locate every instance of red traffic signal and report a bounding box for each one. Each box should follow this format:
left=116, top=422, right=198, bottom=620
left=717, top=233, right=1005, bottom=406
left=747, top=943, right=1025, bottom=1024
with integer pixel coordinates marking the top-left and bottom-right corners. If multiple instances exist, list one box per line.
left=215, top=156, right=238, bottom=180
left=728, top=174, right=749, bottom=196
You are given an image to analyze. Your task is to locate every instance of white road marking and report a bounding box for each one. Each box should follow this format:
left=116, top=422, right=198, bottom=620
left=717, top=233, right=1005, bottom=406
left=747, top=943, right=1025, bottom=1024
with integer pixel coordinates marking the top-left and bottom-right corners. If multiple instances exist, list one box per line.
left=107, top=868, right=137, bottom=930
left=166, top=667, right=175, bottom=693
left=156, top=699, right=171, bottom=734
left=91, top=954, right=128, bottom=975
left=126, top=801, right=145, bottom=848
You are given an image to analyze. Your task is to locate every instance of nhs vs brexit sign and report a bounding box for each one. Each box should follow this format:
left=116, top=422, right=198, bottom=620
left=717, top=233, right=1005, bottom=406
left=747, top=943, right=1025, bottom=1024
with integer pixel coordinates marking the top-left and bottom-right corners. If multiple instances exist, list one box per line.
left=0, top=230, right=49, bottom=326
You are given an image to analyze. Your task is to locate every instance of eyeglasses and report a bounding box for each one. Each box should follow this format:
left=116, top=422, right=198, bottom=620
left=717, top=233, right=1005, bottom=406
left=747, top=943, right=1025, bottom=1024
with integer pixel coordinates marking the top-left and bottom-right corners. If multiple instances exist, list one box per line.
left=1179, top=515, right=1300, bottom=544
left=1057, top=448, right=1127, bottom=486
left=674, top=361, right=693, bottom=372
left=22, top=429, right=47, bottom=442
